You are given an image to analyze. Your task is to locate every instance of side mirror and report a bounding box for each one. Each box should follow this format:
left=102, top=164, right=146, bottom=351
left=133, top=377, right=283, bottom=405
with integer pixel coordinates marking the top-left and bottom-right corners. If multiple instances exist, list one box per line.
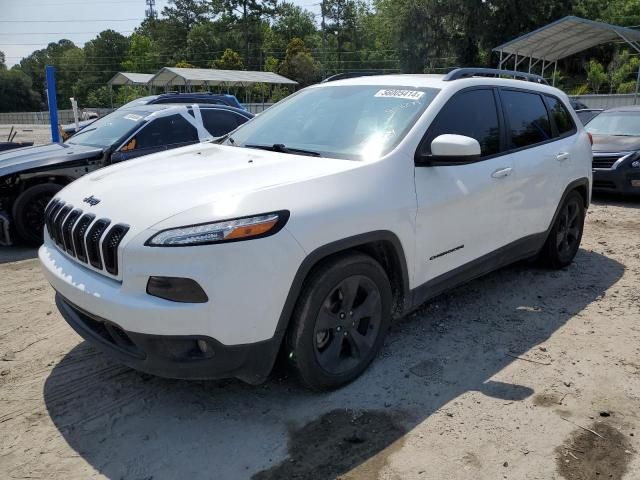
left=431, top=134, right=480, bottom=157
left=417, top=134, right=481, bottom=166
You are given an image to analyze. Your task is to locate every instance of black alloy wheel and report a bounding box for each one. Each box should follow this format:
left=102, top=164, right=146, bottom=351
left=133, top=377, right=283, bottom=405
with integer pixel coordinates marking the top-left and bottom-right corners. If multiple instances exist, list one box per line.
left=313, top=275, right=383, bottom=375
left=286, top=252, right=392, bottom=390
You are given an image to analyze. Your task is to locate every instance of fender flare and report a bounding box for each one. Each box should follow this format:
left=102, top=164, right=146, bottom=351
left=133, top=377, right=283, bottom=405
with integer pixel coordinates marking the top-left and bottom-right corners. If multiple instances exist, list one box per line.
left=273, top=230, right=410, bottom=339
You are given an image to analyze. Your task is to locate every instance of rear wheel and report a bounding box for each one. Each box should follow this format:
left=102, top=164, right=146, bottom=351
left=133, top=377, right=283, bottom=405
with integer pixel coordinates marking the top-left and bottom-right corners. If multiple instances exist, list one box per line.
left=540, top=190, right=585, bottom=269
left=13, top=183, right=62, bottom=246
left=286, top=252, right=392, bottom=391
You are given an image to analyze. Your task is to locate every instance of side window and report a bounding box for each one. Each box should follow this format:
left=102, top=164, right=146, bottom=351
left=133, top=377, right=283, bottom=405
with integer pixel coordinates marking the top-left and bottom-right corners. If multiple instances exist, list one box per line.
left=421, top=89, right=500, bottom=158
left=135, top=114, right=198, bottom=149
left=501, top=90, right=552, bottom=148
left=201, top=110, right=244, bottom=137
left=545, top=95, right=576, bottom=135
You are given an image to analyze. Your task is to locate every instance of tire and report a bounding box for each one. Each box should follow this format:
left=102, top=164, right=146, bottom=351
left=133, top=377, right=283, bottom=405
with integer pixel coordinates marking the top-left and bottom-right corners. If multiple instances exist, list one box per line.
left=12, top=183, right=63, bottom=246
left=285, top=252, right=392, bottom=391
left=540, top=190, right=585, bottom=269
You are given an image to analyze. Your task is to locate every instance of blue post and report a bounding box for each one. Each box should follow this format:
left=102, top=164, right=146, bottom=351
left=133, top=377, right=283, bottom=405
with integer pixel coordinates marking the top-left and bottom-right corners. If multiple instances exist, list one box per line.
left=45, top=65, right=60, bottom=143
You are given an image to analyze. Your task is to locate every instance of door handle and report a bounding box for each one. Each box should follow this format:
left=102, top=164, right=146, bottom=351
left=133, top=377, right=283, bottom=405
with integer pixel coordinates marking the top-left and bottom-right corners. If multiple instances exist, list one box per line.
left=491, top=167, right=513, bottom=179
left=556, top=152, right=570, bottom=162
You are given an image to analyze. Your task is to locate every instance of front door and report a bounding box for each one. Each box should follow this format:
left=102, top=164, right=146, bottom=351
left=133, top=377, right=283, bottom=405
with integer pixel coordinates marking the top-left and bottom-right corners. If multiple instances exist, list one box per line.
left=414, top=87, right=518, bottom=286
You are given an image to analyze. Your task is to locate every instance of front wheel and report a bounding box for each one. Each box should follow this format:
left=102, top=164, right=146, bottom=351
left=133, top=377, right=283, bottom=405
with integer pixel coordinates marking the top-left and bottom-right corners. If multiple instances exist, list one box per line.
left=540, top=190, right=585, bottom=269
left=13, top=183, right=63, bottom=246
left=285, top=252, right=392, bottom=391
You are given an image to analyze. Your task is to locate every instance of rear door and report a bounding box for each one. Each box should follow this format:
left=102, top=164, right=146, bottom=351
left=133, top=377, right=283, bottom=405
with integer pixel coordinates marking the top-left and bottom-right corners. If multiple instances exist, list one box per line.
left=499, top=89, right=577, bottom=238
left=414, top=87, right=517, bottom=284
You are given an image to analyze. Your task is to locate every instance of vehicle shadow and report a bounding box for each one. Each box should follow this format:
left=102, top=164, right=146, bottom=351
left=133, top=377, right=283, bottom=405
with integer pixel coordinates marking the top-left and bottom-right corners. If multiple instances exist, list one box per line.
left=0, top=246, right=37, bottom=264
left=43, top=249, right=624, bottom=480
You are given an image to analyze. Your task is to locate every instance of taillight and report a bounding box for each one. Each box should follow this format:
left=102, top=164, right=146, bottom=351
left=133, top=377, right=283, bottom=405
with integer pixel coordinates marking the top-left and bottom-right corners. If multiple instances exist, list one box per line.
left=587, top=132, right=593, bottom=145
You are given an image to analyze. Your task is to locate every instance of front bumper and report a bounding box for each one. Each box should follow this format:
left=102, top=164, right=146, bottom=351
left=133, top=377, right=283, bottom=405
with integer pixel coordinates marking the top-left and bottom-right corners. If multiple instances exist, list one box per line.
left=593, top=168, right=640, bottom=195
left=55, top=293, right=281, bottom=383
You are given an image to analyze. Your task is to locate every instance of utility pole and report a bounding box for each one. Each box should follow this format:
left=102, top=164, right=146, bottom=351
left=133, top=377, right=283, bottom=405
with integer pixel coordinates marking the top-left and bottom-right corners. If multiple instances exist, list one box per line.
left=321, top=0, right=327, bottom=78
left=145, top=0, right=157, bottom=19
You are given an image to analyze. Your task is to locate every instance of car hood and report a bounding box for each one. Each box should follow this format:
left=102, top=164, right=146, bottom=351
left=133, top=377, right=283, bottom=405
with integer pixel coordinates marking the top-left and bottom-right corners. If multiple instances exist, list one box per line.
left=591, top=134, right=640, bottom=153
left=54, top=143, right=363, bottom=233
left=0, top=142, right=105, bottom=177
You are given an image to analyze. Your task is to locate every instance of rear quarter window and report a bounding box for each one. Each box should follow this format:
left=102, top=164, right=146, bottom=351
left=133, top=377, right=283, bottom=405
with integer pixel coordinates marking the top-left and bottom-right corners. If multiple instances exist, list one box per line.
left=545, top=95, right=576, bottom=135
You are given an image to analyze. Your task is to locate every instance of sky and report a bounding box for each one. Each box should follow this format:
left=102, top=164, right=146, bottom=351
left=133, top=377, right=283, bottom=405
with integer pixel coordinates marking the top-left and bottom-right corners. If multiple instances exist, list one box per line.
left=0, top=0, right=320, bottom=67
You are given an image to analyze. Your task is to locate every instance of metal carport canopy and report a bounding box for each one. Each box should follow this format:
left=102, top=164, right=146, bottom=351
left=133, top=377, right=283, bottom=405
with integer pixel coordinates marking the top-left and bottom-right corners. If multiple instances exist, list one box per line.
left=148, top=67, right=298, bottom=88
left=107, top=72, right=155, bottom=86
left=494, top=16, right=640, bottom=68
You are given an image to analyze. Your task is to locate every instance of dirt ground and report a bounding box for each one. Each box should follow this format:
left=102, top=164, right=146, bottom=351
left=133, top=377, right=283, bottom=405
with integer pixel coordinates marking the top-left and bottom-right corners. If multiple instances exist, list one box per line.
left=0, top=195, right=639, bottom=480
left=0, top=125, right=52, bottom=146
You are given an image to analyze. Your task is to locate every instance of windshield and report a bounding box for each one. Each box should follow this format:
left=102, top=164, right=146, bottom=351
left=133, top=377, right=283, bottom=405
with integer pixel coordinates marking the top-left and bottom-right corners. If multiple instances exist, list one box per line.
left=66, top=110, right=147, bottom=148
left=226, top=85, right=440, bottom=160
left=586, top=111, right=640, bottom=136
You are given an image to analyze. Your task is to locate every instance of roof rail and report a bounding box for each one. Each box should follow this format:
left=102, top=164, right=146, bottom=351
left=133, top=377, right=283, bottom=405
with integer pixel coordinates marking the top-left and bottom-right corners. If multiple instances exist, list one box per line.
left=321, top=71, right=380, bottom=83
left=443, top=68, right=549, bottom=85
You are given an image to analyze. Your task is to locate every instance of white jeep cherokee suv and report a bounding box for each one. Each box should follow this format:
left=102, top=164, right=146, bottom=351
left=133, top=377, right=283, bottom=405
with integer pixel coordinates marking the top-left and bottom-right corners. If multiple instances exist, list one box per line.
left=40, top=68, right=592, bottom=390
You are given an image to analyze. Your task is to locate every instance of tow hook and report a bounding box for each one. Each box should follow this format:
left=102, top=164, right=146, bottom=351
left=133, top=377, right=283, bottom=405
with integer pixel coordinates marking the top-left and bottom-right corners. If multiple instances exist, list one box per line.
left=0, top=210, right=13, bottom=246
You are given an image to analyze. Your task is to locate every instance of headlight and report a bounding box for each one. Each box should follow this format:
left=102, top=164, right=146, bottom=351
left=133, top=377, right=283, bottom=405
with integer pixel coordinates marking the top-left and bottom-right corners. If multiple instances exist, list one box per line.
left=632, top=160, right=640, bottom=168
left=146, top=211, right=289, bottom=246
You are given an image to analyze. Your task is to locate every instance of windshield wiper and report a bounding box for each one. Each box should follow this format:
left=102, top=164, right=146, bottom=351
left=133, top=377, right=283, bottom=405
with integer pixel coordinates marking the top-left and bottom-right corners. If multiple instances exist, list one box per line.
left=213, top=133, right=235, bottom=145
left=245, top=143, right=321, bottom=157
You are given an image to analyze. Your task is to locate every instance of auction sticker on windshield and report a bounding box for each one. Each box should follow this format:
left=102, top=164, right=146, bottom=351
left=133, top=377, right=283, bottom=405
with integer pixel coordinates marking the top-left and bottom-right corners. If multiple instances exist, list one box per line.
left=375, top=89, right=425, bottom=100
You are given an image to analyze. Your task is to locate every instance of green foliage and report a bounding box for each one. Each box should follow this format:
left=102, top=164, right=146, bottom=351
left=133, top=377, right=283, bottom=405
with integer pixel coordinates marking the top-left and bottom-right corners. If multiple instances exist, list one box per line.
left=8, top=0, right=640, bottom=112
left=278, top=38, right=321, bottom=86
left=0, top=69, right=42, bottom=112
left=122, top=33, right=161, bottom=72
left=213, top=49, right=244, bottom=70
left=0, top=51, right=5, bottom=70
left=586, top=59, right=607, bottom=93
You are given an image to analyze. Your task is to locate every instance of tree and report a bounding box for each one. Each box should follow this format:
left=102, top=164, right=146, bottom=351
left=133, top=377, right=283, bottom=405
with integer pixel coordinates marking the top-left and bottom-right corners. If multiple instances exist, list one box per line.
left=0, top=69, right=42, bottom=112
left=0, top=51, right=5, bottom=70
left=83, top=30, right=130, bottom=86
left=279, top=38, right=320, bottom=86
left=212, top=0, right=278, bottom=69
left=213, top=49, right=244, bottom=69
left=586, top=59, right=607, bottom=93
left=121, top=33, right=161, bottom=72
left=175, top=60, right=196, bottom=68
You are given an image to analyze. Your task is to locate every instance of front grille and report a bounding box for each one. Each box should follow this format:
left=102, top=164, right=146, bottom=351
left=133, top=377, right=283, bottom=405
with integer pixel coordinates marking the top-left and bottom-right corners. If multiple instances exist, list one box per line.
left=44, top=198, right=129, bottom=277
left=592, top=155, right=621, bottom=169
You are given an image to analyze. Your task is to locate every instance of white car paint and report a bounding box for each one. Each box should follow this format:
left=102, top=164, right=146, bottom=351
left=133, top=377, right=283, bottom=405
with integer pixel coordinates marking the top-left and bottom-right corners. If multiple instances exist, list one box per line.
left=39, top=73, right=592, bottom=380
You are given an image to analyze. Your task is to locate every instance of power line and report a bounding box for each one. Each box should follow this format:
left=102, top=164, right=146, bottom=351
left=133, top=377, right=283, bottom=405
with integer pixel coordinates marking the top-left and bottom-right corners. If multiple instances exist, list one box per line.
left=0, top=18, right=145, bottom=23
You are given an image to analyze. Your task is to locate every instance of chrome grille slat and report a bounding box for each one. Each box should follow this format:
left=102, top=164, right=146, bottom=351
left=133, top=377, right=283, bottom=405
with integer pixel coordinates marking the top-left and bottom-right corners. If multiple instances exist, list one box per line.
left=86, top=219, right=111, bottom=270
left=62, top=209, right=82, bottom=254
left=46, top=201, right=64, bottom=243
left=592, top=155, right=624, bottom=169
left=44, top=198, right=129, bottom=278
left=102, top=224, right=129, bottom=275
left=72, top=214, right=95, bottom=263
left=53, top=205, right=73, bottom=247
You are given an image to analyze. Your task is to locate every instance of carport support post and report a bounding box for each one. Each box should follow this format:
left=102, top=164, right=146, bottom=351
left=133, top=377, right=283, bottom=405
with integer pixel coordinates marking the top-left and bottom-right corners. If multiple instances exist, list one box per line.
left=45, top=65, right=60, bottom=143
left=552, top=61, right=558, bottom=87
left=635, top=63, right=640, bottom=105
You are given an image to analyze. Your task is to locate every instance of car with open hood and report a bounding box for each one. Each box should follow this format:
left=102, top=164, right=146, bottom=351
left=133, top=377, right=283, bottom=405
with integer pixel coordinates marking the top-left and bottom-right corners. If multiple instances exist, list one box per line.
left=39, top=68, right=592, bottom=390
left=0, top=103, right=253, bottom=245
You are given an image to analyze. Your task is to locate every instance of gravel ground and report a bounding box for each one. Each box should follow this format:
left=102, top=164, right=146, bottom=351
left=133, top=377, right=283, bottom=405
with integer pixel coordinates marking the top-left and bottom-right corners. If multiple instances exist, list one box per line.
left=0, top=196, right=639, bottom=480
left=0, top=125, right=54, bottom=146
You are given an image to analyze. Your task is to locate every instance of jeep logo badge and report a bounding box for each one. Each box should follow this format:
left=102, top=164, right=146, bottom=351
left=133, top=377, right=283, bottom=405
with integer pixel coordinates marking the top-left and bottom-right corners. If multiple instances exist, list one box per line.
left=83, top=195, right=101, bottom=206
